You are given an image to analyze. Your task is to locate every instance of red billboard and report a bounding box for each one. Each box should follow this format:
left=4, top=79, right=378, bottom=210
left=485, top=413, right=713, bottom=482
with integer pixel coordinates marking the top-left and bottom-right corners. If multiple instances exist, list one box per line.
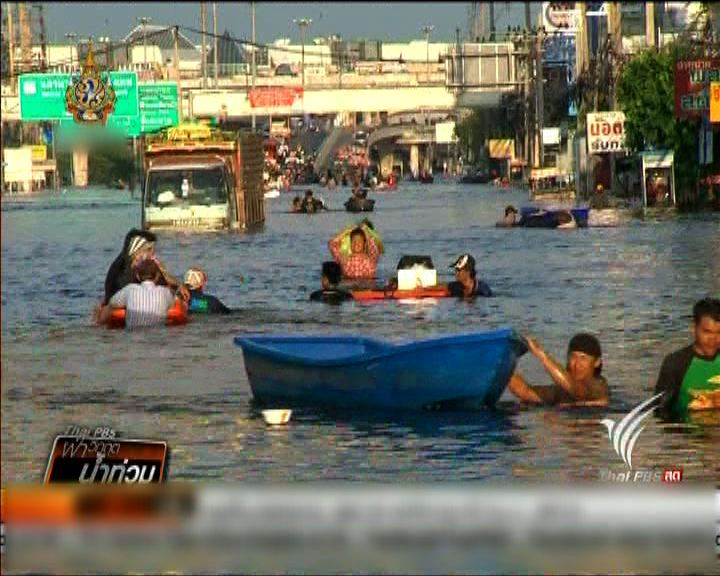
left=248, top=87, right=303, bottom=108
left=674, top=58, right=720, bottom=119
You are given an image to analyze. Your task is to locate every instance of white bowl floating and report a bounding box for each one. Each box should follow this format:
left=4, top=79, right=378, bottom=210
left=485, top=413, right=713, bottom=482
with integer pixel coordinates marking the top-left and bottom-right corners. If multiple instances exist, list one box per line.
left=261, top=409, right=292, bottom=426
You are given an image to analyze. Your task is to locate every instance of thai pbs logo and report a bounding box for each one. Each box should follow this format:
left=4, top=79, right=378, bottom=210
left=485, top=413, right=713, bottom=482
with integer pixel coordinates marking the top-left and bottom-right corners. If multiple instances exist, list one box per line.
left=599, top=393, right=683, bottom=483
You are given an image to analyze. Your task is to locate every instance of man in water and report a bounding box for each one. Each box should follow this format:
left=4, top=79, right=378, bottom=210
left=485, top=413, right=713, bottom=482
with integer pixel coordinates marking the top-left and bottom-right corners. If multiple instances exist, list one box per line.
left=328, top=222, right=381, bottom=280
left=507, top=333, right=609, bottom=406
left=99, top=259, right=184, bottom=329
left=446, top=254, right=492, bottom=298
left=496, top=205, right=519, bottom=227
left=310, top=261, right=352, bottom=305
left=655, top=297, right=720, bottom=418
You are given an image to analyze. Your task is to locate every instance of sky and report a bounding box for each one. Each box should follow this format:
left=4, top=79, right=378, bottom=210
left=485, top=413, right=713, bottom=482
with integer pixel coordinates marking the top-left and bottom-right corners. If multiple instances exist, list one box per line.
left=40, top=2, right=541, bottom=45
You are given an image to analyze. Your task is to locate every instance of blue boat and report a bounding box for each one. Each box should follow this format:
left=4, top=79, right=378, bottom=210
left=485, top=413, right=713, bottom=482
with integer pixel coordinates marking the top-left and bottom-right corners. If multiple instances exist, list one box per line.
left=520, top=206, right=589, bottom=228
left=234, top=328, right=528, bottom=411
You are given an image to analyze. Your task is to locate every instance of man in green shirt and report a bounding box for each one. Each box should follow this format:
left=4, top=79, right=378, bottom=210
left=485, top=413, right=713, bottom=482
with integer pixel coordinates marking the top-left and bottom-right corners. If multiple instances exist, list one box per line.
left=655, top=297, right=720, bottom=418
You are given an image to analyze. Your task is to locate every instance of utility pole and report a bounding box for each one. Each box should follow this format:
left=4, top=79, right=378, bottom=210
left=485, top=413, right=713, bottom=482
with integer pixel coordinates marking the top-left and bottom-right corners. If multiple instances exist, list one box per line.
left=201, top=2, right=207, bottom=89
left=212, top=2, right=218, bottom=87
left=575, top=2, right=588, bottom=114
left=421, top=24, right=434, bottom=82
left=645, top=2, right=657, bottom=49
left=525, top=1, right=532, bottom=31
left=173, top=26, right=182, bottom=122
left=8, top=3, right=15, bottom=92
left=479, top=2, right=486, bottom=39
left=65, top=32, right=76, bottom=71
left=18, top=3, right=31, bottom=73
left=293, top=18, right=311, bottom=90
left=251, top=0, right=256, bottom=131
left=37, top=3, right=48, bottom=71
left=535, top=22, right=545, bottom=169
left=137, top=16, right=151, bottom=69
left=489, top=2, right=495, bottom=41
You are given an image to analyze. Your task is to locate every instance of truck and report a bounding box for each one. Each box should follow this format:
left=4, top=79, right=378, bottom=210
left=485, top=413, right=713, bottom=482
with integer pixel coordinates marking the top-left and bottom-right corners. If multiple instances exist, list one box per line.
left=141, top=123, right=265, bottom=231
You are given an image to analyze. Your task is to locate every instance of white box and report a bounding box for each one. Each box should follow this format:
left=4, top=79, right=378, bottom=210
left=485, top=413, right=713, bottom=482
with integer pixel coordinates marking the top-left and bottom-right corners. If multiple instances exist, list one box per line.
left=397, top=268, right=437, bottom=291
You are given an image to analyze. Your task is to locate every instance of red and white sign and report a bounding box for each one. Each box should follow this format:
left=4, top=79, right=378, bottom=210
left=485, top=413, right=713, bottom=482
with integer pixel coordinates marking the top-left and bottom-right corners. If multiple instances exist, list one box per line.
left=586, top=111, right=626, bottom=154
left=248, top=87, right=303, bottom=109
left=674, top=59, right=720, bottom=119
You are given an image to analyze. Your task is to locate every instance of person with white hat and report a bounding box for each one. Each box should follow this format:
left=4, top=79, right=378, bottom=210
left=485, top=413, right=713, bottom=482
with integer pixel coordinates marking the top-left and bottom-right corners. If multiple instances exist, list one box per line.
left=183, top=267, right=231, bottom=314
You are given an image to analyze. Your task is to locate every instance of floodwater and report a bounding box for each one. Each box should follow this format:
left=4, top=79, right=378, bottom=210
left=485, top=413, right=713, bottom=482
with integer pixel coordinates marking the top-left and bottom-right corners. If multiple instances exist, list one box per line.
left=2, top=181, right=719, bottom=484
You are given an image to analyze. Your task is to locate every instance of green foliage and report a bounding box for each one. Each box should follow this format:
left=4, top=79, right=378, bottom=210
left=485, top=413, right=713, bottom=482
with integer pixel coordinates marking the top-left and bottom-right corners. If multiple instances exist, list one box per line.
left=89, top=143, right=135, bottom=186
left=616, top=42, right=706, bottom=205
left=454, top=105, right=515, bottom=165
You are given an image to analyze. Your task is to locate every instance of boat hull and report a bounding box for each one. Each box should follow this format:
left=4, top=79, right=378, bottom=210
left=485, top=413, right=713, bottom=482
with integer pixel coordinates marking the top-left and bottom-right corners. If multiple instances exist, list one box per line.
left=234, top=329, right=527, bottom=410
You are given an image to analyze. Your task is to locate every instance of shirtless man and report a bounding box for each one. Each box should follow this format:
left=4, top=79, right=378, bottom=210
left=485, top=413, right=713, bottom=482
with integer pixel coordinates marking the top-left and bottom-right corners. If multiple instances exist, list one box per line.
left=508, top=333, right=609, bottom=407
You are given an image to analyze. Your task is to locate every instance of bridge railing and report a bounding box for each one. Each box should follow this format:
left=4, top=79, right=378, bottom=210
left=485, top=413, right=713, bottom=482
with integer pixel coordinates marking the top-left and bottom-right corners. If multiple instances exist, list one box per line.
left=445, top=43, right=518, bottom=90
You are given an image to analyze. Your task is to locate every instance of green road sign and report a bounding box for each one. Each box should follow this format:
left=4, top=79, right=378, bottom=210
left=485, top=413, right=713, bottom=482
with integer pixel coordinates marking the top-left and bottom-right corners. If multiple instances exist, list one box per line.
left=139, top=83, right=179, bottom=135
left=19, top=72, right=139, bottom=121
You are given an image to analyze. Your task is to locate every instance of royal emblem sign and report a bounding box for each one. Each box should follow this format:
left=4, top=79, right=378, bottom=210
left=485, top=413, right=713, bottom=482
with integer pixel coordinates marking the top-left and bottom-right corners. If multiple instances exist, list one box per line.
left=65, top=44, right=117, bottom=125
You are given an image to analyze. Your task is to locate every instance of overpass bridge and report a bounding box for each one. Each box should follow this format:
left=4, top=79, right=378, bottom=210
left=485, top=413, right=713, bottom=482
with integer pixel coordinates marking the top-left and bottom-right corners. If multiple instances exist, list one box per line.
left=1, top=42, right=517, bottom=123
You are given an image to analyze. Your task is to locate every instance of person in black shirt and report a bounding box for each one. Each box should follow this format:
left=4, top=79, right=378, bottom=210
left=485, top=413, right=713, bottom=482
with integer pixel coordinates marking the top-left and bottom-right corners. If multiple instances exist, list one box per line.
left=310, top=261, right=353, bottom=305
left=446, top=254, right=493, bottom=298
left=183, top=268, right=231, bottom=314
left=102, top=228, right=186, bottom=306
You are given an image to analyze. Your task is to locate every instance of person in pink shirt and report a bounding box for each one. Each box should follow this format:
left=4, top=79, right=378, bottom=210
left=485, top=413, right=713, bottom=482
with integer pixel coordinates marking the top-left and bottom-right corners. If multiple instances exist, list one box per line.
left=328, top=223, right=381, bottom=280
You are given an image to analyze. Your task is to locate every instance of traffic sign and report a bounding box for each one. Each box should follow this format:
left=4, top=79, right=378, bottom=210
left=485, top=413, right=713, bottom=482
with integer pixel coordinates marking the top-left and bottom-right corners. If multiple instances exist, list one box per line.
left=19, top=72, right=139, bottom=121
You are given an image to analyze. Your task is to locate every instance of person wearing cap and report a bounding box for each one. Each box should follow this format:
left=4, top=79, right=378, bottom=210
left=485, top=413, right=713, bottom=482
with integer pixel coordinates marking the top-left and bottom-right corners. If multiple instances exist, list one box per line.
left=183, top=267, right=231, bottom=314
left=310, top=261, right=353, bottom=305
left=654, top=297, right=720, bottom=418
left=507, top=333, right=609, bottom=406
left=496, top=205, right=519, bottom=228
left=101, top=228, right=187, bottom=307
left=446, top=254, right=493, bottom=298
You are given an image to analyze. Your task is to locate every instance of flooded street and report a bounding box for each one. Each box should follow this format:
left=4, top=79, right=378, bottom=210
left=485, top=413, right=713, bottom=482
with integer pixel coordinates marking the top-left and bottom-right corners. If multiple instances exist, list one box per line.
left=2, top=182, right=719, bottom=483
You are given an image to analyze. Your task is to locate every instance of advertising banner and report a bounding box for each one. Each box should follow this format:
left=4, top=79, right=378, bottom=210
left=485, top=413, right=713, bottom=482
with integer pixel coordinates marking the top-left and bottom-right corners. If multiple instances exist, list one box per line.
left=488, top=139, right=515, bottom=159
left=586, top=111, right=626, bottom=154
left=249, top=87, right=303, bottom=108
left=674, top=59, right=720, bottom=119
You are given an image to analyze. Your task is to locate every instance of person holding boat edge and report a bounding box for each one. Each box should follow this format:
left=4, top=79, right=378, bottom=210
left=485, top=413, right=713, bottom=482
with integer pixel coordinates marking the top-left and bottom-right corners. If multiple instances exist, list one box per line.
left=507, top=333, right=609, bottom=406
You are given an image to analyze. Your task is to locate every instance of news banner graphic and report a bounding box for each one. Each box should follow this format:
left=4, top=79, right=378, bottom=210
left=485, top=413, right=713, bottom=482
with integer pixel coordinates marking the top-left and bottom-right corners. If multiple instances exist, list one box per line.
left=44, top=426, right=168, bottom=484
left=599, top=393, right=683, bottom=483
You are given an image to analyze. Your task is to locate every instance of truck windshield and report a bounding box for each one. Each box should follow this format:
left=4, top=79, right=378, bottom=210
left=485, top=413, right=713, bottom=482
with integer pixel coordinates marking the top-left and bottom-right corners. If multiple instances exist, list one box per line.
left=146, top=167, right=228, bottom=207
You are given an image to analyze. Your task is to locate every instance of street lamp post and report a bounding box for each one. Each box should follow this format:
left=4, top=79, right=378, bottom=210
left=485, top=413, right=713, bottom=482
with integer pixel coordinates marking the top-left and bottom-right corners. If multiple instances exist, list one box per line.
left=421, top=25, right=434, bottom=82
left=65, top=32, right=77, bottom=72
left=293, top=18, right=312, bottom=90
left=251, top=0, right=256, bottom=131
left=137, top=17, right=152, bottom=68
left=98, top=36, right=111, bottom=69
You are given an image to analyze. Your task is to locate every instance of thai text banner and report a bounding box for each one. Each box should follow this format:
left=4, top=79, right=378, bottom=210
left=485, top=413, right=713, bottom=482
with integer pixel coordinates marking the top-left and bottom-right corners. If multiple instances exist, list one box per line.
left=2, top=485, right=717, bottom=574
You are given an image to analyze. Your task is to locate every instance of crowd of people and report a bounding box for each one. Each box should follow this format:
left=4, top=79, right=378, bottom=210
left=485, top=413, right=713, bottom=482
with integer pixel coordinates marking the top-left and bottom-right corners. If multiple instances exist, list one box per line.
left=263, top=138, right=317, bottom=193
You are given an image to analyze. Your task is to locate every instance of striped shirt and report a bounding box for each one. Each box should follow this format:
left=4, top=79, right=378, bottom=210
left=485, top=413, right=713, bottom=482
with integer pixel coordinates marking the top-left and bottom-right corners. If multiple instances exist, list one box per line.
left=109, top=281, right=176, bottom=329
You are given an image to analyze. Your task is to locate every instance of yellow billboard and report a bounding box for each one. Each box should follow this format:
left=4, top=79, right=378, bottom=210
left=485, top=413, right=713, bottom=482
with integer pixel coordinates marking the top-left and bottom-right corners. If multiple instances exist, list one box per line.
left=488, top=139, right=515, bottom=159
left=711, top=82, right=720, bottom=124
left=28, top=145, right=47, bottom=162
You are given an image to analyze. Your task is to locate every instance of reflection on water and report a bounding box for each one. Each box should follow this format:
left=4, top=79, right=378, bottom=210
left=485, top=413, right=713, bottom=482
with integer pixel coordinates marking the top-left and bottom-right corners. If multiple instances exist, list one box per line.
left=2, top=184, right=719, bottom=483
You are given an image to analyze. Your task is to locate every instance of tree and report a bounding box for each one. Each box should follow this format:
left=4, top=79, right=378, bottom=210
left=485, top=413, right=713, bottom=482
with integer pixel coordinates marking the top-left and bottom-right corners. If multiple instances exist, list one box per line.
left=616, top=39, right=714, bottom=207
left=454, top=103, right=516, bottom=166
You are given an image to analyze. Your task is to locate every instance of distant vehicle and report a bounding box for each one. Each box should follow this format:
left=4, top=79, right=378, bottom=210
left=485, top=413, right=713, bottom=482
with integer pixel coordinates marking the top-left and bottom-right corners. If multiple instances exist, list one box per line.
left=354, top=130, right=368, bottom=147
left=274, top=64, right=296, bottom=77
